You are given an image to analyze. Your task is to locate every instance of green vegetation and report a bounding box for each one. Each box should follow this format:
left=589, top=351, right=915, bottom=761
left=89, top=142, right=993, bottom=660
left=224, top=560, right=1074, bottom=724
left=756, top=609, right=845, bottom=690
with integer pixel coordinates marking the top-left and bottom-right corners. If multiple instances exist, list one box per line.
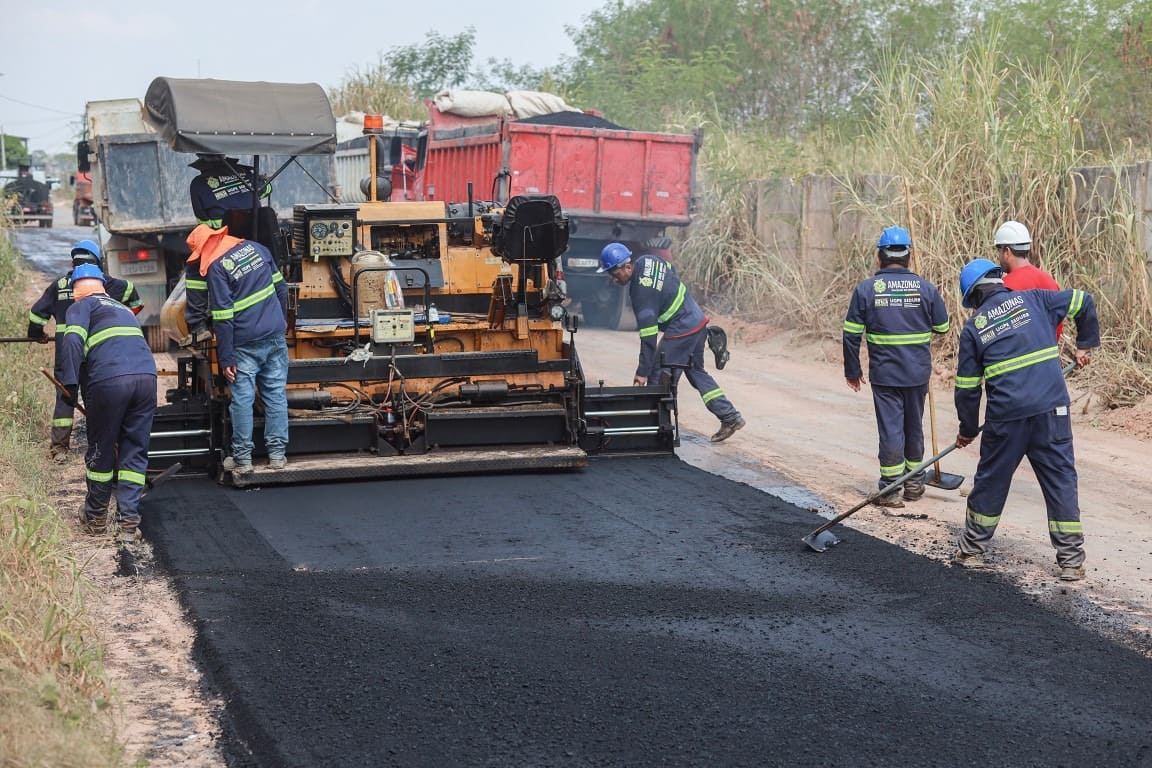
left=0, top=226, right=122, bottom=765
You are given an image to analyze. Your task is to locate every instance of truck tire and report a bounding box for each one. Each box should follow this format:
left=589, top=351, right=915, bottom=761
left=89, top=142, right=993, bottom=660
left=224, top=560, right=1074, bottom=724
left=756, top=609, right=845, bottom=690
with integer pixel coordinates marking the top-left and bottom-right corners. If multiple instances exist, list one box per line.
left=73, top=200, right=81, bottom=226
left=585, top=289, right=637, bottom=332
left=146, top=324, right=170, bottom=353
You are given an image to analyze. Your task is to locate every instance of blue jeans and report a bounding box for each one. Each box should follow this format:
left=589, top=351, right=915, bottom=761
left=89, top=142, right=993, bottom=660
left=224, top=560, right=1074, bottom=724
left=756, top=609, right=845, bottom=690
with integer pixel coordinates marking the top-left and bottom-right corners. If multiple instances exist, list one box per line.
left=229, top=333, right=289, bottom=463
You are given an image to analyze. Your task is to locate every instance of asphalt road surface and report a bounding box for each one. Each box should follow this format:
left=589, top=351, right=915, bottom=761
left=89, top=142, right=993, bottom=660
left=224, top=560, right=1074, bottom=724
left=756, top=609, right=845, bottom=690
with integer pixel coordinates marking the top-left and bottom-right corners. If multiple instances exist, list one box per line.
left=142, top=457, right=1152, bottom=767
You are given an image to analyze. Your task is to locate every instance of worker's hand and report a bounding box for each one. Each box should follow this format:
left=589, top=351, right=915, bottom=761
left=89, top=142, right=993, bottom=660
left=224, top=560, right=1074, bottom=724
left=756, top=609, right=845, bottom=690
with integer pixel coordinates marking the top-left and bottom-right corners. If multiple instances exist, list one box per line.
left=1075, top=348, right=1092, bottom=368
left=224, top=365, right=237, bottom=383
left=955, top=433, right=975, bottom=449
left=845, top=377, right=862, bottom=392
left=36, top=334, right=51, bottom=345
left=633, top=375, right=647, bottom=387
left=62, top=384, right=79, bottom=408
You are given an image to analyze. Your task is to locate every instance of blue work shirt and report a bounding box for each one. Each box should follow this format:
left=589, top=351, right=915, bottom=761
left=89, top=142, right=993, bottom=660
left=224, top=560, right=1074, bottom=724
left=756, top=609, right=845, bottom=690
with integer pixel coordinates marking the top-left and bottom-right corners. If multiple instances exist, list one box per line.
left=60, top=293, right=156, bottom=388
left=206, top=240, right=287, bottom=369
left=628, top=254, right=708, bottom=378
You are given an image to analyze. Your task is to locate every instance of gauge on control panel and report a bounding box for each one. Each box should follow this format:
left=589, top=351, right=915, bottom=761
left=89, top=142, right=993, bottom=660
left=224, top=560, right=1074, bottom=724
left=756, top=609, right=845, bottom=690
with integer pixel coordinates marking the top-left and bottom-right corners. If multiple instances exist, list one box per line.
left=311, top=222, right=330, bottom=240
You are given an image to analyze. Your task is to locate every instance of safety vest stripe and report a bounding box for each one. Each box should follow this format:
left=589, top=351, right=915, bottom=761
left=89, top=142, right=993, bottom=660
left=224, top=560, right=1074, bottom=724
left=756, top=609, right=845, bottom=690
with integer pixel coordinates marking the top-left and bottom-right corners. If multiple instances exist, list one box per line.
left=843, top=321, right=865, bottom=334
left=29, top=311, right=48, bottom=325
left=701, top=388, right=724, bottom=404
left=657, top=284, right=686, bottom=324
left=966, top=508, right=1001, bottom=528
left=638, top=325, right=659, bottom=338
left=933, top=321, right=951, bottom=333
left=866, top=332, right=932, bottom=346
left=1067, top=289, right=1085, bottom=318
left=186, top=279, right=208, bottom=291
left=120, top=282, right=135, bottom=303
left=984, top=346, right=1059, bottom=379
left=233, top=282, right=276, bottom=313
left=85, top=326, right=144, bottom=354
left=119, top=469, right=147, bottom=486
left=271, top=271, right=284, bottom=284
left=86, top=469, right=115, bottom=483
left=64, top=324, right=89, bottom=342
left=880, top=462, right=905, bottom=477
left=955, top=375, right=982, bottom=389
left=53, top=417, right=73, bottom=427
left=1049, top=520, right=1083, bottom=535
left=199, top=217, right=224, bottom=229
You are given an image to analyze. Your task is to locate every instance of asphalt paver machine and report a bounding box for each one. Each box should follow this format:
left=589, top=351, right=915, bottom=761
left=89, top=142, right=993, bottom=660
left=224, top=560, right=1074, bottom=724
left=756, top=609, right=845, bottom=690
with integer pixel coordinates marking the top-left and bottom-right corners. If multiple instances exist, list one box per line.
left=142, top=78, right=678, bottom=486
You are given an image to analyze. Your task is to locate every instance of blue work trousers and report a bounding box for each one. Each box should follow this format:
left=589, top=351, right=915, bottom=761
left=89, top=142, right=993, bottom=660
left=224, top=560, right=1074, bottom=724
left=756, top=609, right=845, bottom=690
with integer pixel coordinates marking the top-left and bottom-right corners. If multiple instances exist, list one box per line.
left=229, top=333, right=289, bottom=463
left=871, top=383, right=927, bottom=490
left=647, top=327, right=738, bottom=423
left=959, top=409, right=1085, bottom=567
left=83, top=374, right=157, bottom=524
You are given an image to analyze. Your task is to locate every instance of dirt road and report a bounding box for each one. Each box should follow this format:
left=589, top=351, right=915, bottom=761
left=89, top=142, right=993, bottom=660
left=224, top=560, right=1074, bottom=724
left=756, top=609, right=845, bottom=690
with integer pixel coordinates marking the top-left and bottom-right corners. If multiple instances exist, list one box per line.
left=576, top=323, right=1152, bottom=648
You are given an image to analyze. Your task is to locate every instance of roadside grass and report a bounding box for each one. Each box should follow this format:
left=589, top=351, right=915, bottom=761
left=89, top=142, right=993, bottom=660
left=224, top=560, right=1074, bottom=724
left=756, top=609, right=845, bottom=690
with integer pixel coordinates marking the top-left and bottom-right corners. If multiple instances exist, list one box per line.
left=678, top=31, right=1152, bottom=404
left=0, top=225, right=123, bottom=765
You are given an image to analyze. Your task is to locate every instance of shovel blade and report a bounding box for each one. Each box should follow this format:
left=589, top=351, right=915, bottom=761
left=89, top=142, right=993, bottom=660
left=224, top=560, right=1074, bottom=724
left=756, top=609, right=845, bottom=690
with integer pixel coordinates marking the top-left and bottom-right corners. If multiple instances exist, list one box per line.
left=802, top=529, right=841, bottom=553
left=925, top=471, right=964, bottom=491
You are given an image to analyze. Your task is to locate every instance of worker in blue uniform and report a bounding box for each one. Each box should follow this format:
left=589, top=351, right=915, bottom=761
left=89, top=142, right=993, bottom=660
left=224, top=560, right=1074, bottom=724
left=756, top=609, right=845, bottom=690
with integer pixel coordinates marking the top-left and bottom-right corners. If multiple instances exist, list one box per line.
left=59, top=263, right=157, bottom=535
left=188, top=153, right=272, bottom=230
left=28, top=239, right=143, bottom=461
left=598, top=241, right=744, bottom=443
left=952, top=258, right=1100, bottom=581
left=843, top=226, right=950, bottom=509
left=186, top=224, right=289, bottom=474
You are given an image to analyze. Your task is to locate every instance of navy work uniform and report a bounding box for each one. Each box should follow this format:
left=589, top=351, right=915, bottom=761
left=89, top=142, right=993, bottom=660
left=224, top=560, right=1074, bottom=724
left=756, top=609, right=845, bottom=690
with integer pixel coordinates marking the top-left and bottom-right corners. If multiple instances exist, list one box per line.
left=628, top=253, right=742, bottom=434
left=60, top=279, right=157, bottom=531
left=955, top=286, right=1100, bottom=569
left=29, top=270, right=142, bottom=457
left=844, top=265, right=950, bottom=499
left=189, top=155, right=271, bottom=230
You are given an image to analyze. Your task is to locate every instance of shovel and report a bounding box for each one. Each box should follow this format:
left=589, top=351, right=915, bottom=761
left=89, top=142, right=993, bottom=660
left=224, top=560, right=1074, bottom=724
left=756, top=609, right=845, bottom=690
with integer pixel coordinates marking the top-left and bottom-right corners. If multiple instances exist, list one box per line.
left=925, top=383, right=964, bottom=490
left=802, top=439, right=972, bottom=553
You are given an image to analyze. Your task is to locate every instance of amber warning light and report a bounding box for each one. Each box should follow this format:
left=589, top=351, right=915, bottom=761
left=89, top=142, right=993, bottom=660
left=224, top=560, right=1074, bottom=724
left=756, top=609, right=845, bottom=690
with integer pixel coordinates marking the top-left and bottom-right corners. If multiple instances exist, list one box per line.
left=363, top=114, right=384, bottom=132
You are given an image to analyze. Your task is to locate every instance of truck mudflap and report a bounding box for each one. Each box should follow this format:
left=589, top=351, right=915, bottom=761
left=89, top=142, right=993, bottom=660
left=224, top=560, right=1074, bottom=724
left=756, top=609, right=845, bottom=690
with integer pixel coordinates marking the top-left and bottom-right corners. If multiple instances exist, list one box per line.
left=227, top=446, right=588, bottom=487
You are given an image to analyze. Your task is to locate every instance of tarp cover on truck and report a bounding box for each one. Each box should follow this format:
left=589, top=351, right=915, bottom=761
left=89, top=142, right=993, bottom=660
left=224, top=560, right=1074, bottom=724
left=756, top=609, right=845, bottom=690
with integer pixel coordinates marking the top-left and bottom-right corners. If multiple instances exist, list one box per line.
left=144, top=77, right=336, bottom=156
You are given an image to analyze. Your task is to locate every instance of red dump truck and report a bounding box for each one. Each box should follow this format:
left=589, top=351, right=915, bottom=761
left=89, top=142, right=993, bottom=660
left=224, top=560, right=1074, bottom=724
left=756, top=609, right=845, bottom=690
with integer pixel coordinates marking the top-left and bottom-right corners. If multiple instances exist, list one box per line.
left=337, top=97, right=701, bottom=329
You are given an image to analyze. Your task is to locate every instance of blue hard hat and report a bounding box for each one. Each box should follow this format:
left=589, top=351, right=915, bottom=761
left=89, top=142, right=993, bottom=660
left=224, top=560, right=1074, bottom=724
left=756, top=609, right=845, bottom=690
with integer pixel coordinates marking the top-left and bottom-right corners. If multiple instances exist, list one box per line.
left=959, top=258, right=1002, bottom=308
left=70, top=239, right=103, bottom=265
left=597, top=242, right=633, bottom=273
left=69, top=263, right=106, bottom=285
left=877, top=226, right=912, bottom=249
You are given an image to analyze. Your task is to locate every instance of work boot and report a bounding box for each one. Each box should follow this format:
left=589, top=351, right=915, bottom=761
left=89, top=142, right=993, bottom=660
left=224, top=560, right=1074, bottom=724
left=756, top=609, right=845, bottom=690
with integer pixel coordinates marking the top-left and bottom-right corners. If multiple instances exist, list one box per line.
left=222, top=456, right=254, bottom=476
left=707, top=326, right=730, bottom=370
left=872, top=490, right=905, bottom=509
left=50, top=444, right=69, bottom=463
left=1059, top=565, right=1086, bottom=582
left=711, top=414, right=745, bottom=443
left=268, top=455, right=288, bottom=470
left=903, top=477, right=926, bottom=501
left=80, top=514, right=108, bottom=536
left=952, top=550, right=988, bottom=570
left=115, top=518, right=142, bottom=542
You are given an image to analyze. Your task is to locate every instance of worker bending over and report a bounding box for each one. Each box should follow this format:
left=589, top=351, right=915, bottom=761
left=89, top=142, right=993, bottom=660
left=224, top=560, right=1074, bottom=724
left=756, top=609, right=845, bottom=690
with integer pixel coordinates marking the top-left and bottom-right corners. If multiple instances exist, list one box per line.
left=952, top=258, right=1100, bottom=581
left=59, top=264, right=156, bottom=535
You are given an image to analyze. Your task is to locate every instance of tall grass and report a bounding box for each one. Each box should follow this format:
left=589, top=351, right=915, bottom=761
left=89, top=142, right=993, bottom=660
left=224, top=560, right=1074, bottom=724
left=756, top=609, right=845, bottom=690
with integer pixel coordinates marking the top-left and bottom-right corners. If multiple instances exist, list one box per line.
left=678, top=31, right=1152, bottom=403
left=0, top=225, right=123, bottom=765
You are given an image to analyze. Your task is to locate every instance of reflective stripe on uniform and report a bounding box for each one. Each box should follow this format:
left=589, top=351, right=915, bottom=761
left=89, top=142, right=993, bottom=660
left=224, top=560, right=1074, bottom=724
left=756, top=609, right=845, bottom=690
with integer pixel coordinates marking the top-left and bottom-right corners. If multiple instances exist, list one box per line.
left=85, top=326, right=144, bottom=354
left=86, top=468, right=114, bottom=483
left=881, top=462, right=905, bottom=478
left=212, top=308, right=235, bottom=321
left=52, top=417, right=73, bottom=427
left=955, top=375, right=982, bottom=389
left=271, top=271, right=284, bottom=284
left=1067, top=289, right=1085, bottom=318
left=199, top=217, right=224, bottom=229
left=64, top=324, right=89, bottom=342
left=119, top=469, right=147, bottom=486
left=657, top=284, right=686, bottom=324
left=28, top=311, right=48, bottom=325
left=701, top=388, right=724, bottom=404
left=843, top=320, right=865, bottom=334
left=1049, top=520, right=1083, bottom=535
left=984, top=345, right=1059, bottom=379
left=186, top=279, right=208, bottom=291
left=866, top=331, right=931, bottom=345
left=233, top=283, right=276, bottom=313
left=121, top=281, right=135, bottom=303
left=638, top=325, right=659, bottom=338
left=967, top=508, right=1000, bottom=527
left=933, top=320, right=950, bottom=333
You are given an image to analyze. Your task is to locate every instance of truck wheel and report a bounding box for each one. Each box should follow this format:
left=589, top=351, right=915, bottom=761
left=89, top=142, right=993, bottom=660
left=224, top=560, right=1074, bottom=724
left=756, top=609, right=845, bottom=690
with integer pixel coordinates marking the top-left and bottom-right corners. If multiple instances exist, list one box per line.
left=585, top=288, right=637, bottom=332
left=145, top=325, right=170, bottom=353
left=73, top=201, right=81, bottom=226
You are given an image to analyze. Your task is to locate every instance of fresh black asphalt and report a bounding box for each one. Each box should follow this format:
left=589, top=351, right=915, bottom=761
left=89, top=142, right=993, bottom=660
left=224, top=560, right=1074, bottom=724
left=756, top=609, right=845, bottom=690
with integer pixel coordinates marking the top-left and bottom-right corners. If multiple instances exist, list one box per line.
left=142, top=456, right=1152, bottom=767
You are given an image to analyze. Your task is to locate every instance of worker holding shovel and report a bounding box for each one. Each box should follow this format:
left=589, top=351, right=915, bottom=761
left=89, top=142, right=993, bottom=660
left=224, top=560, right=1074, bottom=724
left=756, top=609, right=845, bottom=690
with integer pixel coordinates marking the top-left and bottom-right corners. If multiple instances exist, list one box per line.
left=952, top=259, right=1100, bottom=581
left=843, top=226, right=950, bottom=510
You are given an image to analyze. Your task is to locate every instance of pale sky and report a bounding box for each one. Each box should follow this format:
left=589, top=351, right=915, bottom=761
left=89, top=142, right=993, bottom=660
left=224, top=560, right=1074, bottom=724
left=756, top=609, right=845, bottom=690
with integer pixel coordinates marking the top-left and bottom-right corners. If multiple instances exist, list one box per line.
left=0, top=0, right=611, bottom=156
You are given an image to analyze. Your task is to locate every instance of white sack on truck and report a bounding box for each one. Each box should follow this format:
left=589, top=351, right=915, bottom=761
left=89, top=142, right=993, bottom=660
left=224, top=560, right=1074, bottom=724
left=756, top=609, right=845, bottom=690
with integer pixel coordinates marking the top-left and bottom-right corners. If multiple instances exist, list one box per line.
left=506, top=90, right=581, bottom=119
left=433, top=90, right=512, bottom=117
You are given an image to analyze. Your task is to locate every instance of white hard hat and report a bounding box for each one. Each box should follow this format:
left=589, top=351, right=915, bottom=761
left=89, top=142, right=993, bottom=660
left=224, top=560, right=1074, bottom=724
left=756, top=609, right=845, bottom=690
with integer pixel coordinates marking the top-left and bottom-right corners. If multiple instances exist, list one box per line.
left=994, top=220, right=1031, bottom=250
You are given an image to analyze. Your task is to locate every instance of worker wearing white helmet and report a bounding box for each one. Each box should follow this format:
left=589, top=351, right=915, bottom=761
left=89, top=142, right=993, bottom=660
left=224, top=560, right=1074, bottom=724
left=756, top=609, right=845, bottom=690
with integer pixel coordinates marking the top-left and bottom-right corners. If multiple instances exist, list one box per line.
left=994, top=220, right=1063, bottom=340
